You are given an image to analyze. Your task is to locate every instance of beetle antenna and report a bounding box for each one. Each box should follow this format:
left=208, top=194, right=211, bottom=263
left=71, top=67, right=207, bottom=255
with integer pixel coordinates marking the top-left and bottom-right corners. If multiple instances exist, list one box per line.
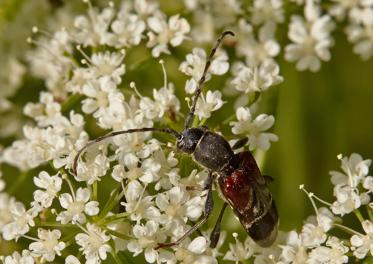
left=184, top=30, right=234, bottom=129
left=72, top=127, right=180, bottom=176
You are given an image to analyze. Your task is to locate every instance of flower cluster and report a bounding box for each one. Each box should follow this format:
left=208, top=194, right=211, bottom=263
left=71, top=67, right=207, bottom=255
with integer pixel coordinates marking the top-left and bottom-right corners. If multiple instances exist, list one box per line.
left=0, top=0, right=372, bottom=263
left=0, top=0, right=279, bottom=263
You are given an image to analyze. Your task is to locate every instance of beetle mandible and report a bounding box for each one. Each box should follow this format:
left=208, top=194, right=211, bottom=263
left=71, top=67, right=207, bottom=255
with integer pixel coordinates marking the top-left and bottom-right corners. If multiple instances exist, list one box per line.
left=73, top=31, right=279, bottom=249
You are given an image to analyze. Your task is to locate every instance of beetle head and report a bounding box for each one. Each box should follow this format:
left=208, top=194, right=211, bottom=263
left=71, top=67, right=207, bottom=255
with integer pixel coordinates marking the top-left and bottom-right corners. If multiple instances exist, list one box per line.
left=177, top=128, right=204, bottom=154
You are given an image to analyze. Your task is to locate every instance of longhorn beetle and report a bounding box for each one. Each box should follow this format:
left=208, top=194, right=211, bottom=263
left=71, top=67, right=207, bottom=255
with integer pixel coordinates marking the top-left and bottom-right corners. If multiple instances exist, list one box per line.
left=73, top=31, right=279, bottom=249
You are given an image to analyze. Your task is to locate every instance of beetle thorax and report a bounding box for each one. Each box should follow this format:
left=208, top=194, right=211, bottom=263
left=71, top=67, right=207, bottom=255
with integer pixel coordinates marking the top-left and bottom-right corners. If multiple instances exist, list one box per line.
left=177, top=127, right=234, bottom=171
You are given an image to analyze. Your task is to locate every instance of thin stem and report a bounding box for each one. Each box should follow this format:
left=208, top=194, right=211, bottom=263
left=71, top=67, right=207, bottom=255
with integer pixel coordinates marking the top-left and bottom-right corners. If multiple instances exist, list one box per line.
left=367, top=205, right=373, bottom=222
left=21, top=234, right=39, bottom=242
left=92, top=182, right=98, bottom=201
left=99, top=185, right=122, bottom=219
left=64, top=176, right=76, bottom=201
left=311, top=194, right=332, bottom=207
left=354, top=209, right=364, bottom=223
left=333, top=223, right=363, bottom=236
left=36, top=221, right=75, bottom=228
left=104, top=228, right=131, bottom=240
left=102, top=212, right=129, bottom=223
left=300, top=186, right=319, bottom=217
left=111, top=250, right=122, bottom=264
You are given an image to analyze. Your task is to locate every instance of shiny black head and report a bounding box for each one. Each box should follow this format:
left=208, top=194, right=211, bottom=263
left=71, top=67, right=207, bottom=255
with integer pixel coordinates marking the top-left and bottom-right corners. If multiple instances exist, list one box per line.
left=177, top=128, right=204, bottom=154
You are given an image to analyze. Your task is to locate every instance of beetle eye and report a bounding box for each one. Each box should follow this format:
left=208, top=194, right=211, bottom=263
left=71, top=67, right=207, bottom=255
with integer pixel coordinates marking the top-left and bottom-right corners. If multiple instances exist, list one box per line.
left=177, top=140, right=183, bottom=149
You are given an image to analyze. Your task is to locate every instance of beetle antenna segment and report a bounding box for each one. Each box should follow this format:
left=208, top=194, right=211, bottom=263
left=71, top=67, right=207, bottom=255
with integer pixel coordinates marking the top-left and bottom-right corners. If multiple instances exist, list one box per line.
left=184, top=30, right=235, bottom=129
left=72, top=127, right=180, bottom=176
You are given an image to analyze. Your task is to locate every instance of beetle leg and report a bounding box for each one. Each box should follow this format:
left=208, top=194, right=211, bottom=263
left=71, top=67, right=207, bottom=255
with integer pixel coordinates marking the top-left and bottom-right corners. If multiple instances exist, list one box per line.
left=155, top=171, right=214, bottom=249
left=232, top=137, right=248, bottom=150
left=209, top=202, right=227, bottom=248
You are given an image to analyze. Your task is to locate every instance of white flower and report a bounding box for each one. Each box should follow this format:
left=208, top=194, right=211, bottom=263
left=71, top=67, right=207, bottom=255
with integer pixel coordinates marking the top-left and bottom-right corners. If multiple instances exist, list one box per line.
left=230, top=107, right=278, bottom=151
left=33, top=171, right=62, bottom=208
left=235, top=20, right=281, bottom=66
left=280, top=231, right=309, bottom=263
left=2, top=202, right=35, bottom=241
left=66, top=67, right=94, bottom=93
left=331, top=185, right=369, bottom=215
left=330, top=153, right=371, bottom=188
left=224, top=233, right=255, bottom=262
left=3, top=107, right=87, bottom=171
left=27, top=30, right=73, bottom=94
left=121, top=180, right=160, bottom=222
left=56, top=187, right=99, bottom=224
left=90, top=51, right=125, bottom=84
left=231, top=60, right=283, bottom=94
left=65, top=255, right=81, bottom=264
left=350, top=220, right=373, bottom=259
left=156, top=186, right=204, bottom=229
left=23, top=92, right=61, bottom=126
left=134, top=0, right=159, bottom=18
left=147, top=13, right=190, bottom=57
left=139, top=84, right=180, bottom=120
left=127, top=220, right=166, bottom=263
left=195, top=90, right=224, bottom=119
left=73, top=6, right=115, bottom=47
left=174, top=236, right=215, bottom=264
left=300, top=223, right=327, bottom=247
left=3, top=250, right=35, bottom=264
left=251, top=0, right=284, bottom=26
left=75, top=154, right=110, bottom=184
left=81, top=76, right=119, bottom=114
left=316, top=207, right=338, bottom=232
left=307, top=237, right=349, bottom=264
left=180, top=48, right=229, bottom=93
left=111, top=11, right=146, bottom=48
left=346, top=6, right=373, bottom=60
left=308, top=237, right=349, bottom=264
left=0, top=193, right=16, bottom=234
left=285, top=0, right=335, bottom=72
left=29, top=229, right=65, bottom=262
left=329, top=0, right=362, bottom=21
left=75, top=224, right=111, bottom=263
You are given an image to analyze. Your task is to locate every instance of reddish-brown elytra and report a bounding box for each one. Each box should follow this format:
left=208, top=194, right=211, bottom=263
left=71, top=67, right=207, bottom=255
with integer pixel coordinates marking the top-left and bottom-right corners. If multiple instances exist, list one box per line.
left=73, top=31, right=278, bottom=249
left=219, top=151, right=278, bottom=247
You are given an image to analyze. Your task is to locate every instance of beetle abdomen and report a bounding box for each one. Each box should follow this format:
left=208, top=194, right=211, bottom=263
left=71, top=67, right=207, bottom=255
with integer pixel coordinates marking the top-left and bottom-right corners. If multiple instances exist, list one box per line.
left=247, top=201, right=278, bottom=247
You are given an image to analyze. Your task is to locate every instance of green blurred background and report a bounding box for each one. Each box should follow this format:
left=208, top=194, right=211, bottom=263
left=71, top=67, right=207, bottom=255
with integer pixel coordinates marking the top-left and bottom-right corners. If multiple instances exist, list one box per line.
left=1, top=0, right=373, bottom=256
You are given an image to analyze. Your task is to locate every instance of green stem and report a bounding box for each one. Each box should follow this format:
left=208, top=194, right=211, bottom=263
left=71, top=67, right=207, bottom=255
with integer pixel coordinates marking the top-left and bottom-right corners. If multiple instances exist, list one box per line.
left=111, top=250, right=122, bottom=264
left=354, top=209, right=364, bottom=223
left=36, top=221, right=76, bottom=228
left=99, top=212, right=129, bottom=225
left=92, top=182, right=98, bottom=201
left=333, top=223, right=363, bottom=236
left=105, top=228, right=131, bottom=240
left=98, top=185, right=122, bottom=218
left=367, top=205, right=373, bottom=222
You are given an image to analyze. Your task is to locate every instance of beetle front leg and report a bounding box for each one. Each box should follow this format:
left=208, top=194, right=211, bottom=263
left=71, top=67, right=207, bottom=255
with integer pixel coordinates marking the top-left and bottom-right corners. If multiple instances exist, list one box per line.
left=155, top=171, right=214, bottom=249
